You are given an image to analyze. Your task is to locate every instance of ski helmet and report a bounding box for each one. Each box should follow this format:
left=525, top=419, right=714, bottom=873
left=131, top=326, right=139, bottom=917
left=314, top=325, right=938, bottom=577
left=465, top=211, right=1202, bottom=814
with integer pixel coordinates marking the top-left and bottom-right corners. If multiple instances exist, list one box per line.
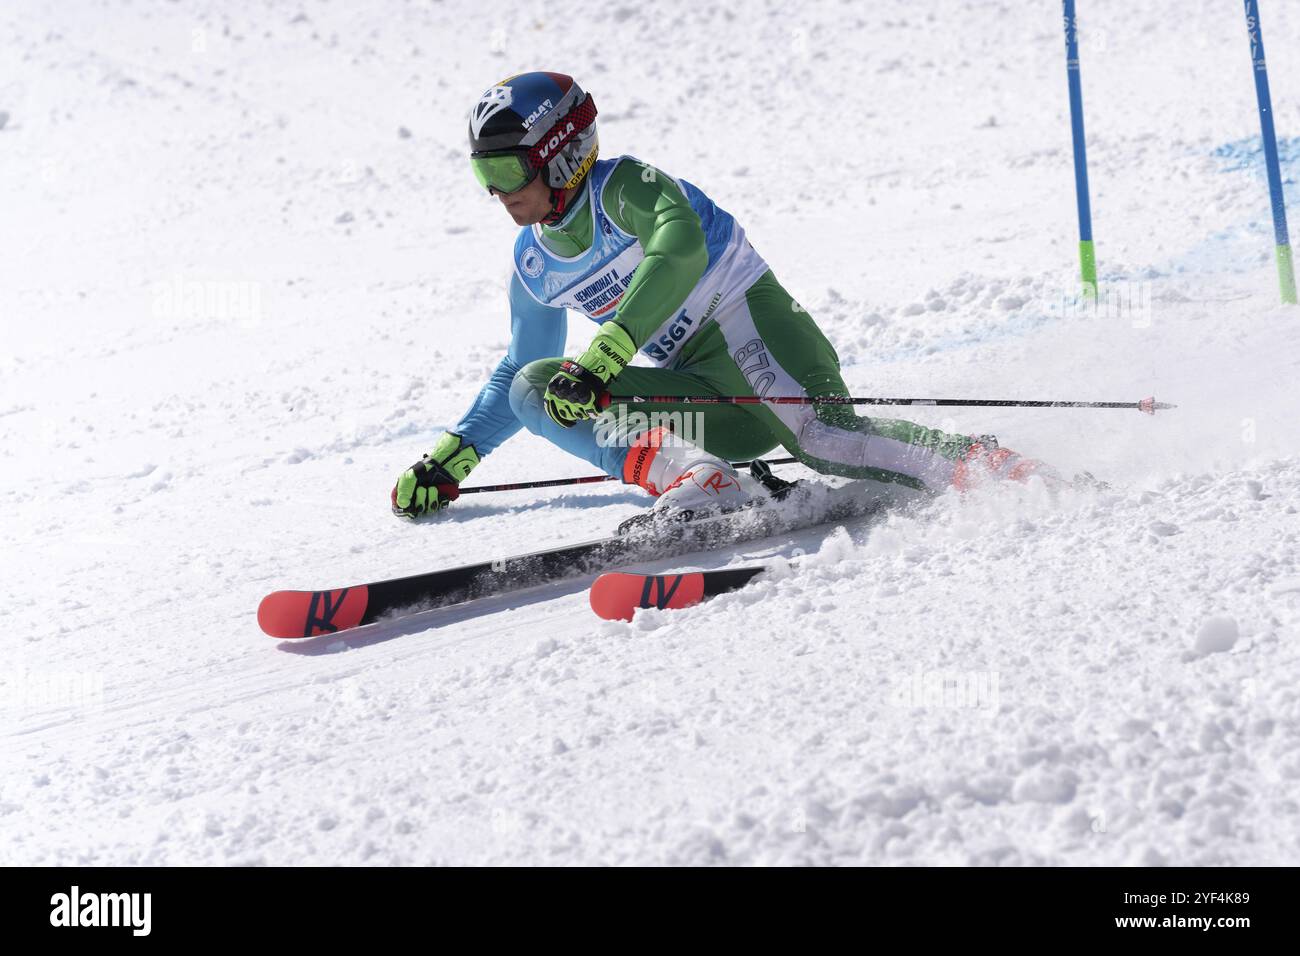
left=468, top=72, right=599, bottom=224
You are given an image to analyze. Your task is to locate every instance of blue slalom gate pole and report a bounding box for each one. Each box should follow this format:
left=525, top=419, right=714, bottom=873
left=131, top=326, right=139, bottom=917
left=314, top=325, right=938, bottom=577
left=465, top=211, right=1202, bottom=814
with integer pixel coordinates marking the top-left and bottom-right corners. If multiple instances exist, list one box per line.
left=1243, top=0, right=1297, bottom=304
left=1062, top=0, right=1096, bottom=300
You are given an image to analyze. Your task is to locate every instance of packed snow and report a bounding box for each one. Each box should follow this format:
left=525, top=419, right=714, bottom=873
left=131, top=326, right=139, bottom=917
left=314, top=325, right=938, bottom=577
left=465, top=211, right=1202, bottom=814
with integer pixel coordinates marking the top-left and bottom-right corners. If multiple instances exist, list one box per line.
left=3, top=0, right=1299, bottom=865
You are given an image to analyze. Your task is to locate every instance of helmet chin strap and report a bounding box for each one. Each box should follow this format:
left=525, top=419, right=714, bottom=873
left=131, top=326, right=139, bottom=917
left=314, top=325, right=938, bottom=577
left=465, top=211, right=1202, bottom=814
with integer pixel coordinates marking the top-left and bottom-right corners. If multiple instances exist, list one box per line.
left=540, top=184, right=568, bottom=226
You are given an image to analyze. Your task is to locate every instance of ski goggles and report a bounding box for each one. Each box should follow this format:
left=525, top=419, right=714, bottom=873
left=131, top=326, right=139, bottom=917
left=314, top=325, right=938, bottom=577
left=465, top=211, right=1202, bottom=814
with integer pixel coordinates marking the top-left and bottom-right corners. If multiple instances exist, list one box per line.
left=470, top=150, right=538, bottom=195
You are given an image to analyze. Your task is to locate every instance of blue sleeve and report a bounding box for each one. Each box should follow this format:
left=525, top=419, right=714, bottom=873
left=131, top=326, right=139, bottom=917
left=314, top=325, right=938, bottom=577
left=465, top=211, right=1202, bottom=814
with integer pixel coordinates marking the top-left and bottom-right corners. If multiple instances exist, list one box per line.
left=452, top=273, right=567, bottom=457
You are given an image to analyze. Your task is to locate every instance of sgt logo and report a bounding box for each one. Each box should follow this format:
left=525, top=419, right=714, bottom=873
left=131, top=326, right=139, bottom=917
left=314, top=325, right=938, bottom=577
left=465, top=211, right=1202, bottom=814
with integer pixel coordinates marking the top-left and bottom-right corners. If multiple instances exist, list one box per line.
left=50, top=886, right=151, bottom=936
left=641, top=309, right=695, bottom=363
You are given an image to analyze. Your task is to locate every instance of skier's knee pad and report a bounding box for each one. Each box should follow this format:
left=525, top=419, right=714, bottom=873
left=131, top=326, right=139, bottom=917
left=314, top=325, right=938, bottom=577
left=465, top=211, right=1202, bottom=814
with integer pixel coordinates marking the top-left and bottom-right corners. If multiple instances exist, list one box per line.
left=508, top=359, right=563, bottom=434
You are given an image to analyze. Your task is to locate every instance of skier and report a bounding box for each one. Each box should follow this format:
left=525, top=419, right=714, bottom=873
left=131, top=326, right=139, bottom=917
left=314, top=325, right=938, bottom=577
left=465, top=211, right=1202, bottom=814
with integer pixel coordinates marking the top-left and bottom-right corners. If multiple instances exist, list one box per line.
left=392, top=72, right=1045, bottom=520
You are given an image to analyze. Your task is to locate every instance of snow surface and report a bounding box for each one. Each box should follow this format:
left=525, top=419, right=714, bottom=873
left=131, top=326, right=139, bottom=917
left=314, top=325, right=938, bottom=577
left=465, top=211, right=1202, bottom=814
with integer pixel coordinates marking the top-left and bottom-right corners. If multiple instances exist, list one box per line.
left=3, top=0, right=1300, bottom=865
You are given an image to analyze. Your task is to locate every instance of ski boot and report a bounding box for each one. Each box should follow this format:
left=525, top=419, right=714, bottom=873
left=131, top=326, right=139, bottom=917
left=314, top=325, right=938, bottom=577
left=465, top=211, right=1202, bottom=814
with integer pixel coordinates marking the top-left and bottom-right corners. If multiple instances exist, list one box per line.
left=617, top=427, right=794, bottom=533
left=951, top=435, right=1064, bottom=491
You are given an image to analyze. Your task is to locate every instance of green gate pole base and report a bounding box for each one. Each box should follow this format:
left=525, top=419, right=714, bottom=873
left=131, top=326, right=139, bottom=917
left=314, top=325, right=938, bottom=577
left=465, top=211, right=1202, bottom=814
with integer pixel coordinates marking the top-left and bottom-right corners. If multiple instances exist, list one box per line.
left=1079, top=240, right=1097, bottom=301
left=1277, top=244, right=1298, bottom=305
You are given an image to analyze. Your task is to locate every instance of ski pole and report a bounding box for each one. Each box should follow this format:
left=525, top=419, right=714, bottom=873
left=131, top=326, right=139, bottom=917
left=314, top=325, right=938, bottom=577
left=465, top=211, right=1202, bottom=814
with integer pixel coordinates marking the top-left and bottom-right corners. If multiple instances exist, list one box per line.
left=455, top=456, right=799, bottom=496
left=599, top=394, right=1175, bottom=414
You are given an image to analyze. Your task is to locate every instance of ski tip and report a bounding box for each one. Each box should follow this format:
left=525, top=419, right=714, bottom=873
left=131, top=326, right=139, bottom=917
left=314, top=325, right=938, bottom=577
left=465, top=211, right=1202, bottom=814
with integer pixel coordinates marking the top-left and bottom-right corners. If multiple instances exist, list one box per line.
left=257, top=586, right=370, bottom=639
left=589, top=572, right=707, bottom=621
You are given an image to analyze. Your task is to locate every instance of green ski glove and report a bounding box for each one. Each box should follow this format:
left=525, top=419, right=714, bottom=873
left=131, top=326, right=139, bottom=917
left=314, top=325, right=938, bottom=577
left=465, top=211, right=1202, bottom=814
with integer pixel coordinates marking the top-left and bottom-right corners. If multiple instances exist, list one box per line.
left=543, top=321, right=636, bottom=427
left=391, top=432, right=480, bottom=518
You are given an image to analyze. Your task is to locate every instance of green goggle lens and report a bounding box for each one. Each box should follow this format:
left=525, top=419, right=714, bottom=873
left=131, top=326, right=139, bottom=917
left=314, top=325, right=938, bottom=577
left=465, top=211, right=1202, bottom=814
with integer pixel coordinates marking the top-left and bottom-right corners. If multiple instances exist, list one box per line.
left=471, top=153, right=534, bottom=194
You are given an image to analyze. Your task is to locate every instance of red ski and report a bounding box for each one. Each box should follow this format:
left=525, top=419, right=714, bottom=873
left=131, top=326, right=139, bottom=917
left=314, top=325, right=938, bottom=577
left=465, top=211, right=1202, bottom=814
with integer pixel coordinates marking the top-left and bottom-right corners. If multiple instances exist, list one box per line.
left=257, top=534, right=642, bottom=639
left=258, top=586, right=372, bottom=639
left=259, top=471, right=889, bottom=640
left=589, top=566, right=767, bottom=621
